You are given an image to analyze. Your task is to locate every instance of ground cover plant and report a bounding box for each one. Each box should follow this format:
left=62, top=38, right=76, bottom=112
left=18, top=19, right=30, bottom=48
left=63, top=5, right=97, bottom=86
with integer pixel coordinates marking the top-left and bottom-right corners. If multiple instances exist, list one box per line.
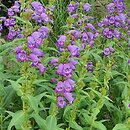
left=0, top=0, right=130, bottom=130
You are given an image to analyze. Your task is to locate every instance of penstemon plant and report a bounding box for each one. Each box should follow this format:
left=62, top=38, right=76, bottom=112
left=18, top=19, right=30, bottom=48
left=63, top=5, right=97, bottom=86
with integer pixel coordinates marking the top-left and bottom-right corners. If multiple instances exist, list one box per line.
left=0, top=0, right=130, bottom=130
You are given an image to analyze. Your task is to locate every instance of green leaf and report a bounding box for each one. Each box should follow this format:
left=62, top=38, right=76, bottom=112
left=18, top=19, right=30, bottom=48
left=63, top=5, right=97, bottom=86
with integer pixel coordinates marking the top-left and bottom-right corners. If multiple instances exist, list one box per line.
left=7, top=110, right=26, bottom=130
left=112, top=124, right=129, bottom=130
left=92, top=121, right=107, bottom=130
left=46, top=115, right=57, bottom=130
left=70, top=121, right=83, bottom=130
left=31, top=113, right=47, bottom=130
left=7, top=80, right=23, bottom=96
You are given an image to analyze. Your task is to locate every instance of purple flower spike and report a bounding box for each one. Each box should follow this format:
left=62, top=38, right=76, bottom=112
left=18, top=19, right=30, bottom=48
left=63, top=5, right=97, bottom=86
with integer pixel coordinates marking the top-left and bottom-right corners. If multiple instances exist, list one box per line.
left=17, top=50, right=28, bottom=62
left=55, top=81, right=64, bottom=94
left=64, top=92, right=75, bottom=105
left=38, top=63, right=46, bottom=74
left=57, top=96, right=66, bottom=108
left=84, top=3, right=91, bottom=12
left=104, top=48, right=111, bottom=56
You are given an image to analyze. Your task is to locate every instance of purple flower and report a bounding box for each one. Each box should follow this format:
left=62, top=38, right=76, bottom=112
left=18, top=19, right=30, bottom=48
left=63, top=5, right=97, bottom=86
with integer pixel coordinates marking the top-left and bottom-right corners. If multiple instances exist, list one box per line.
left=69, top=30, right=81, bottom=39
left=104, top=48, right=111, bottom=56
left=15, top=46, right=22, bottom=54
left=71, top=13, right=78, bottom=18
left=68, top=58, right=78, bottom=70
left=68, top=45, right=80, bottom=57
left=0, top=24, right=3, bottom=31
left=84, top=3, right=91, bottom=12
left=57, top=64, right=64, bottom=75
left=32, top=48, right=44, bottom=57
left=108, top=16, right=115, bottom=25
left=57, top=96, right=66, bottom=108
left=38, top=26, right=50, bottom=38
left=55, top=81, right=64, bottom=94
left=29, top=53, right=40, bottom=67
left=107, top=30, right=114, bottom=39
left=56, top=35, right=66, bottom=49
left=12, top=1, right=20, bottom=13
left=41, top=13, right=49, bottom=24
left=128, top=59, right=130, bottom=64
left=4, top=19, right=10, bottom=27
left=8, top=8, right=15, bottom=16
left=128, top=104, right=130, bottom=107
left=10, top=18, right=16, bottom=26
left=49, top=58, right=58, bottom=66
left=32, top=14, right=42, bottom=23
left=38, top=63, right=46, bottom=74
left=62, top=64, right=72, bottom=78
left=51, top=78, right=57, bottom=83
left=31, top=2, right=46, bottom=14
left=31, top=32, right=43, bottom=47
left=106, top=3, right=115, bottom=13
left=27, top=36, right=36, bottom=50
left=109, top=46, right=115, bottom=53
left=87, top=62, right=93, bottom=72
left=17, top=50, right=28, bottom=62
left=17, top=34, right=24, bottom=38
left=64, top=79, right=75, bottom=92
left=119, top=13, right=127, bottom=21
left=82, top=32, right=88, bottom=42
left=67, top=4, right=75, bottom=13
left=114, top=29, right=121, bottom=40
left=64, top=92, right=74, bottom=105
left=87, top=32, right=94, bottom=40
left=85, top=23, right=95, bottom=30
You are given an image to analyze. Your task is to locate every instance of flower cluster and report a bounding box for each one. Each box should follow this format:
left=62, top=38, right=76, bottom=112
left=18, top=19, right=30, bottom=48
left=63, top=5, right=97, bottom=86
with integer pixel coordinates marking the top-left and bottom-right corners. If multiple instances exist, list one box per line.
left=104, top=46, right=115, bottom=56
left=31, top=2, right=50, bottom=24
left=87, top=62, right=94, bottom=72
left=98, top=0, right=129, bottom=41
left=54, top=37, right=78, bottom=108
left=15, top=2, right=51, bottom=74
left=53, top=2, right=97, bottom=108
left=15, top=25, right=50, bottom=74
left=0, top=1, right=23, bottom=40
